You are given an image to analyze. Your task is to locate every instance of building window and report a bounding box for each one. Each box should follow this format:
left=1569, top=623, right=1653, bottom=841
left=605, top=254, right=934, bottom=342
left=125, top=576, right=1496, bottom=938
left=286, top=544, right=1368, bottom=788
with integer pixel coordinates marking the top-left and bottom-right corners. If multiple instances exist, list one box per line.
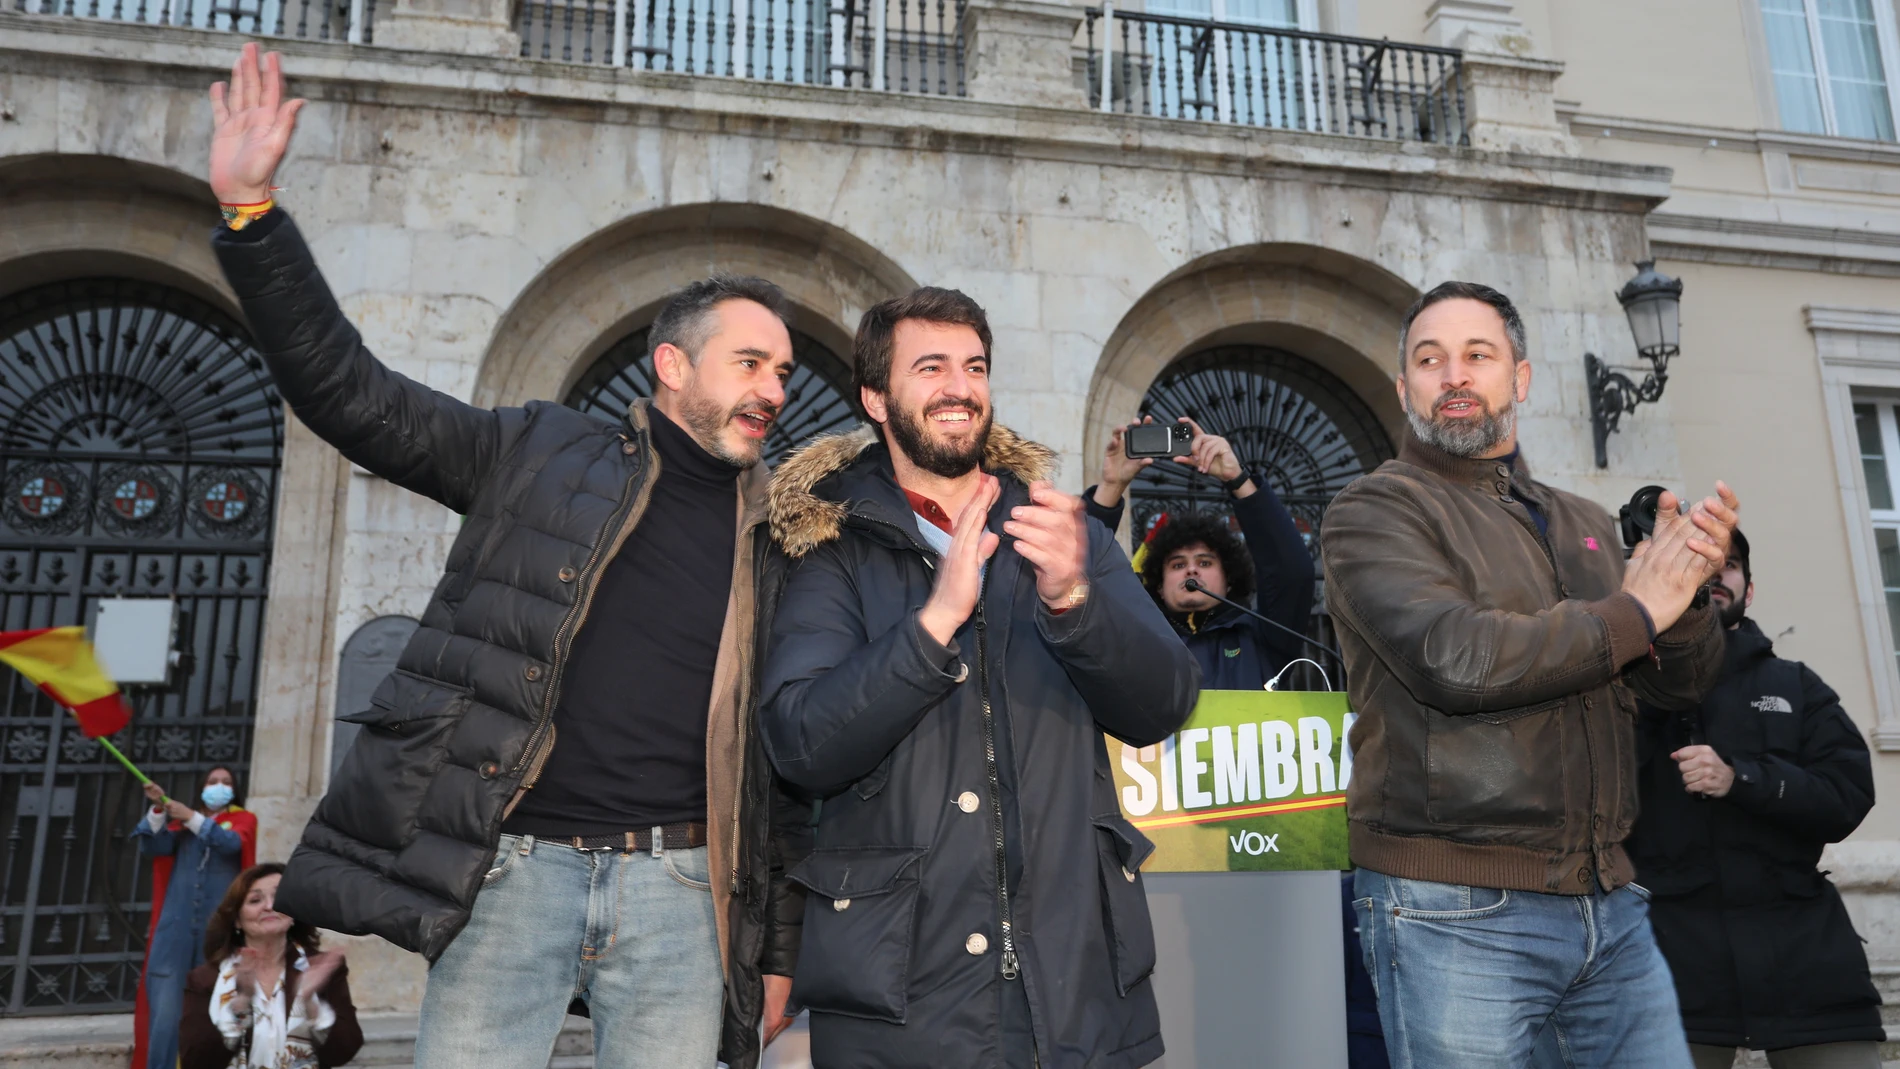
left=1761, top=0, right=1900, bottom=141
left=1856, top=400, right=1900, bottom=680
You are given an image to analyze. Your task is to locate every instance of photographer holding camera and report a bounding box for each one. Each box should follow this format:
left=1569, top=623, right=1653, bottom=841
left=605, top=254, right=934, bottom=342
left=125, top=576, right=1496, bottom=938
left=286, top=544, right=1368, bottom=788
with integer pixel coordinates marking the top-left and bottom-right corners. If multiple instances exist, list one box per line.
left=1084, top=416, right=1317, bottom=690
left=1627, top=530, right=1883, bottom=1069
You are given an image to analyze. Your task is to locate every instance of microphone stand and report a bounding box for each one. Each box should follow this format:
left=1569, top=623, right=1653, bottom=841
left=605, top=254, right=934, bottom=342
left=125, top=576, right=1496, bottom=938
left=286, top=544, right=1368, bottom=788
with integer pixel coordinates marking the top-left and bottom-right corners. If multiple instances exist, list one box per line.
left=1181, top=578, right=1344, bottom=670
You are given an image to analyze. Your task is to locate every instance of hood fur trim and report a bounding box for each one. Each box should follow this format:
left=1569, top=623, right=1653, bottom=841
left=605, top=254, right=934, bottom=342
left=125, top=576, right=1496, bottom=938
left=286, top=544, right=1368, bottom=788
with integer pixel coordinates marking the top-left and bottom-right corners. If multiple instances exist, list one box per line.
left=769, top=423, right=1057, bottom=558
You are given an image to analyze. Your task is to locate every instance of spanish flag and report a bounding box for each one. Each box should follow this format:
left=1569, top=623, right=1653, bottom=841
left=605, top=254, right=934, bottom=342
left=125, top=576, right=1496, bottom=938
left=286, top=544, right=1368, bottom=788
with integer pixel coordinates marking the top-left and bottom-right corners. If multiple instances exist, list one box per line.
left=0, top=627, right=132, bottom=738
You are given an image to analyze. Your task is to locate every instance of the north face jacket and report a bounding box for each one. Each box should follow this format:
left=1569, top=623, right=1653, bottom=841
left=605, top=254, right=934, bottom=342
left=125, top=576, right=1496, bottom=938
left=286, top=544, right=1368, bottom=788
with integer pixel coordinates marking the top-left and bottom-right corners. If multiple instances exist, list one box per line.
left=1321, top=431, right=1725, bottom=894
left=757, top=426, right=1200, bottom=1069
left=209, top=210, right=806, bottom=1068
left=1629, top=618, right=1882, bottom=1050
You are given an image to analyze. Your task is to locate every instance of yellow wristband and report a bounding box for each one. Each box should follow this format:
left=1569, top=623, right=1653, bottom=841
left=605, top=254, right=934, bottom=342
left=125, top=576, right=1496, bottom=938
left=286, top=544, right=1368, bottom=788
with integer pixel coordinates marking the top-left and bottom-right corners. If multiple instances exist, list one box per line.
left=220, top=198, right=275, bottom=231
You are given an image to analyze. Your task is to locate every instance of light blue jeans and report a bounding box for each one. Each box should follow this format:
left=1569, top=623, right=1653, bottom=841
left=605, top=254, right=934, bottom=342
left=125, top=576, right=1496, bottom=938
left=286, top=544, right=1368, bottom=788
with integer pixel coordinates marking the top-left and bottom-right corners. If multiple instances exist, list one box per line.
left=1353, top=868, right=1693, bottom=1069
left=413, top=833, right=724, bottom=1069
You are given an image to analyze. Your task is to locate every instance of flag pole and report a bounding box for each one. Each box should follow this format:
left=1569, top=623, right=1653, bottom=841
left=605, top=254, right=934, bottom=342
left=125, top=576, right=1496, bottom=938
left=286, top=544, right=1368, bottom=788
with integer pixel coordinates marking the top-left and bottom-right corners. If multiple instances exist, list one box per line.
left=94, top=730, right=170, bottom=805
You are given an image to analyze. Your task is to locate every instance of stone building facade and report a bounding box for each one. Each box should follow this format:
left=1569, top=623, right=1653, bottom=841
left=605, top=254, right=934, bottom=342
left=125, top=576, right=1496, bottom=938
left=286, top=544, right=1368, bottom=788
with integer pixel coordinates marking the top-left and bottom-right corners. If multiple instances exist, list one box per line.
left=3, top=0, right=1900, bottom=1047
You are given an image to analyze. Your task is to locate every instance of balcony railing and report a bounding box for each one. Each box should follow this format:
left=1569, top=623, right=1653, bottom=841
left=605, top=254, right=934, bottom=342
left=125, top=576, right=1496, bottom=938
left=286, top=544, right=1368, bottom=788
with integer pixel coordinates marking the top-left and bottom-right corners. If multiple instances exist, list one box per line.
left=516, top=0, right=964, bottom=94
left=12, top=0, right=374, bottom=41
left=1084, top=7, right=1464, bottom=145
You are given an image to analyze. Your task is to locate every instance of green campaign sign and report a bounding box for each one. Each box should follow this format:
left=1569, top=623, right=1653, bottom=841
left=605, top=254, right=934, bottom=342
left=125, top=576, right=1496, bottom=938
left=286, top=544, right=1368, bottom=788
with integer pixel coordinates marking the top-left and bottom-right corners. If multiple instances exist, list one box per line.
left=1110, top=690, right=1353, bottom=873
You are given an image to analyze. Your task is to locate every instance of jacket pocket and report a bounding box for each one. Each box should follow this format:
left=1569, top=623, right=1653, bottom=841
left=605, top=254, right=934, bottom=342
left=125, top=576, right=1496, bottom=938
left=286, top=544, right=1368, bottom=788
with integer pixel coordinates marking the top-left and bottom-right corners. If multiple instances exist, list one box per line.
left=340, top=669, right=471, bottom=735
left=1094, top=814, right=1158, bottom=995
left=786, top=846, right=926, bottom=1022
left=1425, top=702, right=1566, bottom=829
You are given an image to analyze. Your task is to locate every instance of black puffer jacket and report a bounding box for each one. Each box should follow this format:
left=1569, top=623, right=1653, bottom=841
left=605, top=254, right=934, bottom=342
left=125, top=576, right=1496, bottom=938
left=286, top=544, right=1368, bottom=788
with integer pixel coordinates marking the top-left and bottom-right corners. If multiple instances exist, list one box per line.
left=1629, top=618, right=1881, bottom=1051
left=758, top=426, right=1200, bottom=1069
left=210, top=211, right=807, bottom=1068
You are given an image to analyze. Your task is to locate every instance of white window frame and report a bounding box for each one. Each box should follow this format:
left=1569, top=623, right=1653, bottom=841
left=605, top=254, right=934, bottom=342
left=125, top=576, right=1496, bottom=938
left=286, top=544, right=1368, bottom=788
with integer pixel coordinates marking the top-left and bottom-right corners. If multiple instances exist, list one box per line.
left=1811, top=305, right=1900, bottom=749
left=1767, top=0, right=1900, bottom=140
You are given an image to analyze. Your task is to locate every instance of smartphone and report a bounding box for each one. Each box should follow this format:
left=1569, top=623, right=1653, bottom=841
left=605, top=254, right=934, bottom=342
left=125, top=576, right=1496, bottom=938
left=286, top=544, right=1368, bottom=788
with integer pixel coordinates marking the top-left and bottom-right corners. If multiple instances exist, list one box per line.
left=1124, top=421, right=1193, bottom=459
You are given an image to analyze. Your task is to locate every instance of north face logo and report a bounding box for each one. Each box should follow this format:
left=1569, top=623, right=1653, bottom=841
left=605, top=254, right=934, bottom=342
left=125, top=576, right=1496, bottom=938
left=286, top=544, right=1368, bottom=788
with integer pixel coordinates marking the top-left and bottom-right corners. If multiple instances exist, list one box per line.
left=1751, top=695, right=1794, bottom=714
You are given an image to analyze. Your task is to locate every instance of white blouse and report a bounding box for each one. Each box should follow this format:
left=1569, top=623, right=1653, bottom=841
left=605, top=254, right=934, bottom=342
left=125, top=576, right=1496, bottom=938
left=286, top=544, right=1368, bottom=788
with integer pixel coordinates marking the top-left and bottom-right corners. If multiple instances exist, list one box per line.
left=208, top=947, right=336, bottom=1069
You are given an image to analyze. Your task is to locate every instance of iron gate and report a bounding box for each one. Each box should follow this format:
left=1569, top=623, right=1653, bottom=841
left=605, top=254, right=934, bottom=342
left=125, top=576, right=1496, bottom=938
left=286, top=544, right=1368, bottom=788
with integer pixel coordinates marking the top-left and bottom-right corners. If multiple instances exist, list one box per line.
left=564, top=323, right=858, bottom=466
left=0, top=278, right=282, bottom=1016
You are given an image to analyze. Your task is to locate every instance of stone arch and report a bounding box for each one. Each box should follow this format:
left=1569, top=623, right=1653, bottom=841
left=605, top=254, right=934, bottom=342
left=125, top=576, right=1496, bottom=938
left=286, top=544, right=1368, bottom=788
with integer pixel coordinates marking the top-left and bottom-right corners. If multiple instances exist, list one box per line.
left=476, top=202, right=919, bottom=409
left=1082, top=243, right=1420, bottom=486
left=0, top=154, right=237, bottom=313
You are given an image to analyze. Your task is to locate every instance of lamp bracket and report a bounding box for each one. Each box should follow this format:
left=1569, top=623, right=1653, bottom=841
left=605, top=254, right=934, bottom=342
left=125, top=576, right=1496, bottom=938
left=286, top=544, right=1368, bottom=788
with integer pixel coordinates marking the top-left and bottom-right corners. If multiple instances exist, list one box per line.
left=1586, top=347, right=1676, bottom=469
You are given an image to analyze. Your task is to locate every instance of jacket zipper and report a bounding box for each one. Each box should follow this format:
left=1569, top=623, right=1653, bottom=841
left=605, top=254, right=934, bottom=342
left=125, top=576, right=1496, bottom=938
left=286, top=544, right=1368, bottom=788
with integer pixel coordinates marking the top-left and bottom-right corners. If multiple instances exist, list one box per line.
left=730, top=521, right=767, bottom=896
left=974, top=574, right=1021, bottom=980
left=860, top=511, right=1019, bottom=979
left=509, top=434, right=659, bottom=780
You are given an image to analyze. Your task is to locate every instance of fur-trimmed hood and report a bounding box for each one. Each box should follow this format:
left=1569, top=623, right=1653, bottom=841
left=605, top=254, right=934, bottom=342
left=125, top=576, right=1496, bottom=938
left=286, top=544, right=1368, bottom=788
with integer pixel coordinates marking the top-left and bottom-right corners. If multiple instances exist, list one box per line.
left=768, top=423, right=1056, bottom=558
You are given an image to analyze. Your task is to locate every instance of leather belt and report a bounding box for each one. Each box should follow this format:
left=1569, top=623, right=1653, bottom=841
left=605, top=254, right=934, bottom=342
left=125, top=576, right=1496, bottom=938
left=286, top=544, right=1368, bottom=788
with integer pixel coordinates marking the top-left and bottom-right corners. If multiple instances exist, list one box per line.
left=565, top=822, right=707, bottom=853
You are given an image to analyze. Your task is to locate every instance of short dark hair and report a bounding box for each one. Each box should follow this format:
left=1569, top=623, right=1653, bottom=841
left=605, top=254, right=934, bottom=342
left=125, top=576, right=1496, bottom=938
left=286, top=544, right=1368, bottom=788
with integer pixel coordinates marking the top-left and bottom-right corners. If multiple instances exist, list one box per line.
left=853, top=287, right=993, bottom=398
left=1139, top=512, right=1256, bottom=608
left=647, top=274, right=792, bottom=364
left=1731, top=527, right=1752, bottom=588
left=1398, top=281, right=1529, bottom=373
left=204, top=862, right=322, bottom=966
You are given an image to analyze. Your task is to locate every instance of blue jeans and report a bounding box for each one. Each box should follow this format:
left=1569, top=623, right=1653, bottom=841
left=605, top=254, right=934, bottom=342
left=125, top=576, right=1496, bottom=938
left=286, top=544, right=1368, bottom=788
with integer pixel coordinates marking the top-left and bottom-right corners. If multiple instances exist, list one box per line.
left=414, top=834, right=724, bottom=1069
left=1352, top=869, right=1691, bottom=1069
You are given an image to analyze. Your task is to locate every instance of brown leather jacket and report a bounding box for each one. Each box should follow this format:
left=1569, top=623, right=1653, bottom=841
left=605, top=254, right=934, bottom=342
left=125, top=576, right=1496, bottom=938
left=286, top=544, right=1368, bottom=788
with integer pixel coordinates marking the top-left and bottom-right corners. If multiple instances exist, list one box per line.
left=1322, top=433, right=1724, bottom=894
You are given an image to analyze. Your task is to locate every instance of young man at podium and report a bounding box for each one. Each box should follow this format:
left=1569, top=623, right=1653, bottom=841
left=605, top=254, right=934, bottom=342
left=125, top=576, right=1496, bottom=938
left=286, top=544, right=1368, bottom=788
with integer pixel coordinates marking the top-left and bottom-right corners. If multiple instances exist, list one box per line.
left=1321, top=281, right=1739, bottom=1069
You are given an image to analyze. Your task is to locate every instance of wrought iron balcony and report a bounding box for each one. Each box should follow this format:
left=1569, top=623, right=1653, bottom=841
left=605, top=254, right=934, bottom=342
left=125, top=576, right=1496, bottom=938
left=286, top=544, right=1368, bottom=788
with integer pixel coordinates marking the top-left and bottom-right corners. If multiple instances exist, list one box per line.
left=1085, top=7, right=1465, bottom=145
left=12, top=0, right=375, bottom=42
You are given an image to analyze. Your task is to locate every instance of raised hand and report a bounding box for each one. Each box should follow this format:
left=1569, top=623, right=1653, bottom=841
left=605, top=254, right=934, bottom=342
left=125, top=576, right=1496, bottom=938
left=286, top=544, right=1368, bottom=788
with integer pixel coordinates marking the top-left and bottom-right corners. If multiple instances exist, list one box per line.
left=1172, top=416, right=1245, bottom=484
left=1096, top=418, right=1156, bottom=508
left=164, top=798, right=196, bottom=823
left=1005, top=481, right=1090, bottom=611
left=919, top=476, right=1001, bottom=646
left=142, top=781, right=166, bottom=804
left=208, top=43, right=305, bottom=205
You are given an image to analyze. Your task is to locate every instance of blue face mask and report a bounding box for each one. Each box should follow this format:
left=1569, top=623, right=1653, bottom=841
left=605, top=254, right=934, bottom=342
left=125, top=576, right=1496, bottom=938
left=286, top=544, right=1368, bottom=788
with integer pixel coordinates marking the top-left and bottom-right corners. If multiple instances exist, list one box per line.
left=201, top=784, right=235, bottom=809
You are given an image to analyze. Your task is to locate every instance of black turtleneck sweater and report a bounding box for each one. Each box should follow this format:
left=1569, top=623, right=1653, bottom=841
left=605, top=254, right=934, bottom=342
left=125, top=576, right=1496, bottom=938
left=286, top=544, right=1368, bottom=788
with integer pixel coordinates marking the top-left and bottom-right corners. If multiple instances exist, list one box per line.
left=503, top=408, right=741, bottom=837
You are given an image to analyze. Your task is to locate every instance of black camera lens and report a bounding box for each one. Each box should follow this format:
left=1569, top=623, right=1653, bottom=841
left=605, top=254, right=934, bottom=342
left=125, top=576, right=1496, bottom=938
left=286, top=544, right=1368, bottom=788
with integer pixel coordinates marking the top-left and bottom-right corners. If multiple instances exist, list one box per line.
left=1618, top=484, right=1669, bottom=557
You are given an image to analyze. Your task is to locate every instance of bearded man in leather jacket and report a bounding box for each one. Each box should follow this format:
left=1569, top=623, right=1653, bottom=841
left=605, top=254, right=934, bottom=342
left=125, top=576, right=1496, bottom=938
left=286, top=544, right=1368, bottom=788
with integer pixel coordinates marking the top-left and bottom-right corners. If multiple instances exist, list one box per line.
left=1630, top=530, right=1883, bottom=1069
left=200, top=45, right=806, bottom=1069
left=1323, top=281, right=1740, bottom=1069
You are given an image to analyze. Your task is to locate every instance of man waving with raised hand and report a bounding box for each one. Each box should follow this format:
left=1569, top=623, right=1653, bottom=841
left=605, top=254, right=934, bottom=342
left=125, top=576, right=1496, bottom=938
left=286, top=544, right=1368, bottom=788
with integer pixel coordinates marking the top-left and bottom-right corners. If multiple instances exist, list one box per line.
left=201, top=43, right=810, bottom=1069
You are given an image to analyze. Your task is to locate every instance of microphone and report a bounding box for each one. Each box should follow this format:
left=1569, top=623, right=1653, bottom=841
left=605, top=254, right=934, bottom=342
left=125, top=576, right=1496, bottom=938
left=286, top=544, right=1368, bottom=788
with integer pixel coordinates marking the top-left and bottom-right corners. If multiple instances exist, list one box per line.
left=1182, top=577, right=1344, bottom=667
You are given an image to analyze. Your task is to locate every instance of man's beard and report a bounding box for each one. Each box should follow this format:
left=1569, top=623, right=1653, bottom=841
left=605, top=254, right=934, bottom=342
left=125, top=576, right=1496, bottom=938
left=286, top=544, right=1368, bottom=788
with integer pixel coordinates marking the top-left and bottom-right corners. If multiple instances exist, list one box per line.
left=1404, top=387, right=1516, bottom=458
left=885, top=398, right=992, bottom=479
left=1715, top=582, right=1747, bottom=628
left=678, top=387, right=776, bottom=468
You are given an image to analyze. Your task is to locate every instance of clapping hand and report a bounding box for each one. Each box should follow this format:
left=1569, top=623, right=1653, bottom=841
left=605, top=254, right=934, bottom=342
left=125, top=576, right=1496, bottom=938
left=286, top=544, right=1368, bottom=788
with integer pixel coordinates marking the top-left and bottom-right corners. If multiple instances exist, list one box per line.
left=1623, top=482, right=1741, bottom=633
left=918, top=476, right=1002, bottom=646
left=209, top=42, right=304, bottom=205
left=296, top=950, right=345, bottom=1014
left=1005, top=481, right=1090, bottom=611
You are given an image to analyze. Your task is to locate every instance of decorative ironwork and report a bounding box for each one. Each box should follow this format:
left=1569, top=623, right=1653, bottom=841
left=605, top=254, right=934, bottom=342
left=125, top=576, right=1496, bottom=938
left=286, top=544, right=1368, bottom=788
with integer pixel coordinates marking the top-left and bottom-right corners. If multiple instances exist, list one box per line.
left=3, top=463, right=87, bottom=537
left=517, top=0, right=965, bottom=96
left=564, top=324, right=858, bottom=467
left=16, top=0, right=374, bottom=44
left=0, top=279, right=280, bottom=1016
left=1128, top=345, right=1394, bottom=544
left=93, top=465, right=181, bottom=537
left=184, top=468, right=270, bottom=540
left=1084, top=9, right=1465, bottom=146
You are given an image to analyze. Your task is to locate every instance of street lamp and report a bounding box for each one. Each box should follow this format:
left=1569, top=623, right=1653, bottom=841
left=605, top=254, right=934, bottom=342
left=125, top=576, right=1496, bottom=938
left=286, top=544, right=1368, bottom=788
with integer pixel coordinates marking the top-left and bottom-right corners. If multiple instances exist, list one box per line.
left=1585, top=260, right=1684, bottom=468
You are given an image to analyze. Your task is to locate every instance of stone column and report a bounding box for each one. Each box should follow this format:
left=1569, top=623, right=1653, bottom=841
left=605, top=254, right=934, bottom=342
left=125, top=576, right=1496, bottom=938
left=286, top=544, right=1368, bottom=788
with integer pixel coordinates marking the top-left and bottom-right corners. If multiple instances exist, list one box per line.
left=1425, top=0, right=1574, bottom=156
left=373, top=0, right=522, bottom=57
left=960, top=0, right=1087, bottom=109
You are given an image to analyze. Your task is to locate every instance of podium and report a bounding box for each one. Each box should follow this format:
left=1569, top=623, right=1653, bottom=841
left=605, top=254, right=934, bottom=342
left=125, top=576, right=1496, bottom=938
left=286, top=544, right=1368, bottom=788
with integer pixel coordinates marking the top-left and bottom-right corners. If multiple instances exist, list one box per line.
left=1111, top=690, right=1353, bottom=1069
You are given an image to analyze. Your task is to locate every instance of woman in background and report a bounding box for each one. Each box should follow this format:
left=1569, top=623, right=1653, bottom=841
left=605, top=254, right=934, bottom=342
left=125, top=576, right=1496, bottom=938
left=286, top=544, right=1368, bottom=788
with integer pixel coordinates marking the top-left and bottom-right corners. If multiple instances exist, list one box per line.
left=133, top=766, right=258, bottom=1069
left=180, top=862, right=363, bottom=1069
